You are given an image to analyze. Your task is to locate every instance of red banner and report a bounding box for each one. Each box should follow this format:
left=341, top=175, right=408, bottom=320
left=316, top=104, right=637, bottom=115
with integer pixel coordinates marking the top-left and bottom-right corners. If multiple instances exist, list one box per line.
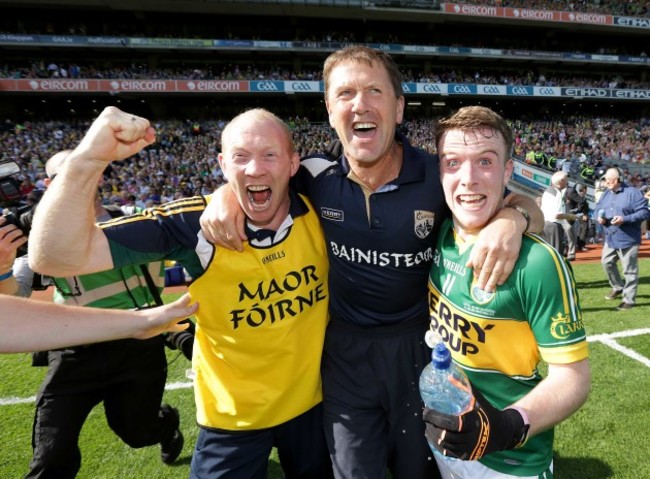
left=0, top=79, right=250, bottom=93
left=440, top=3, right=613, bottom=26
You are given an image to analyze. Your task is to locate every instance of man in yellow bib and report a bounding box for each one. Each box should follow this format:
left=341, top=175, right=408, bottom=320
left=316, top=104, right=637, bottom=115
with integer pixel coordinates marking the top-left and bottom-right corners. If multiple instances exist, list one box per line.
left=29, top=106, right=333, bottom=478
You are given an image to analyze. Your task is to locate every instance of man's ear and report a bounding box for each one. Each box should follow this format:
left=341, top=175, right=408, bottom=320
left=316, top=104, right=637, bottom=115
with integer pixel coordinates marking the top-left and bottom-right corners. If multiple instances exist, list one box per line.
left=395, top=95, right=405, bottom=125
left=504, top=159, right=514, bottom=184
left=326, top=100, right=334, bottom=129
left=289, top=152, right=300, bottom=177
left=217, top=152, right=228, bottom=182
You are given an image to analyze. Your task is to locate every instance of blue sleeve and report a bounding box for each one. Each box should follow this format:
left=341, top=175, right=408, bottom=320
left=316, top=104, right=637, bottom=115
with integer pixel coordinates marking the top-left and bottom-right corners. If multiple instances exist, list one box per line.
left=295, top=153, right=338, bottom=197
left=624, top=189, right=650, bottom=223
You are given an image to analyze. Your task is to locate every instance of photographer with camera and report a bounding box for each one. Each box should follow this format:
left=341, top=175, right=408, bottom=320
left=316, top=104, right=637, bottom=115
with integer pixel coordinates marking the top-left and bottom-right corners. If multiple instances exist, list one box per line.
left=0, top=216, right=28, bottom=295
left=16, top=150, right=191, bottom=479
left=1, top=158, right=32, bottom=296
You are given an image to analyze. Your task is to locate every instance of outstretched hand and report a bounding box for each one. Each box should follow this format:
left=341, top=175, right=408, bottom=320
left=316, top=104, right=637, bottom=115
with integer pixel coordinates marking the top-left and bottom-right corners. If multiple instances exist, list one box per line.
left=134, top=293, right=199, bottom=340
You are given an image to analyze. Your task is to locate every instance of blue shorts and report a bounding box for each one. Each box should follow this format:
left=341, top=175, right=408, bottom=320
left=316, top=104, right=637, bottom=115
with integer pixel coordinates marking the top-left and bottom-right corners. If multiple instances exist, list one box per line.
left=190, top=403, right=333, bottom=479
left=321, top=316, right=441, bottom=479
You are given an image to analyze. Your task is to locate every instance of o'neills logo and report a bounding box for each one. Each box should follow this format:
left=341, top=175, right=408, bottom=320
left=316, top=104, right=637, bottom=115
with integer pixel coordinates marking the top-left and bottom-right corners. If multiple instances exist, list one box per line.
left=414, top=210, right=434, bottom=239
left=321, top=207, right=343, bottom=222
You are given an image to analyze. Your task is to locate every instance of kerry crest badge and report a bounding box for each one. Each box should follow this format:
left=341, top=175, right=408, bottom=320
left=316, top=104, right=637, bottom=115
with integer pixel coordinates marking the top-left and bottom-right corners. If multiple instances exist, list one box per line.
left=414, top=210, right=435, bottom=239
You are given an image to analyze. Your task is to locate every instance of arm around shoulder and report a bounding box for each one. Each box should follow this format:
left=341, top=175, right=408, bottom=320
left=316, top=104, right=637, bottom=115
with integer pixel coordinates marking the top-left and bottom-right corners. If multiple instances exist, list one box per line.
left=200, top=184, right=246, bottom=250
left=504, top=192, right=544, bottom=234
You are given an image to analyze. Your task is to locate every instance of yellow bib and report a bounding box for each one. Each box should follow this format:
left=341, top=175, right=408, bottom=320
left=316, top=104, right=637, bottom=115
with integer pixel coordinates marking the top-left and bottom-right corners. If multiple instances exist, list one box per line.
left=190, top=200, right=329, bottom=430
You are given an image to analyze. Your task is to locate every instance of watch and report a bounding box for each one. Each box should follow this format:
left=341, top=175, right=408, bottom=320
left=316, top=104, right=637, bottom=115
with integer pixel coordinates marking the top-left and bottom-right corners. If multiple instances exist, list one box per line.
left=506, top=205, right=530, bottom=233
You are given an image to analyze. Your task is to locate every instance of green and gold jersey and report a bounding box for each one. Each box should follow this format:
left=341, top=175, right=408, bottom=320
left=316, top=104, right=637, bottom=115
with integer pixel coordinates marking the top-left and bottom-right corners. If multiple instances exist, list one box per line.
left=428, top=218, right=589, bottom=477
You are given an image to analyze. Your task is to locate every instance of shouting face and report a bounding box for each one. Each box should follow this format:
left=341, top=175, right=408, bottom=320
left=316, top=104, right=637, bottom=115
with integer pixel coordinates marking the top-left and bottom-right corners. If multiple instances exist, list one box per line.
left=325, top=60, right=404, bottom=168
left=218, top=112, right=299, bottom=230
left=439, top=128, right=513, bottom=240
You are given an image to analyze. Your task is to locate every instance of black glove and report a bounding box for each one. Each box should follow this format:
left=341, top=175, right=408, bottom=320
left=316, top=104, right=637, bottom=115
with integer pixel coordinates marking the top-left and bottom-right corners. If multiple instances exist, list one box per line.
left=423, top=385, right=528, bottom=460
left=164, top=318, right=195, bottom=361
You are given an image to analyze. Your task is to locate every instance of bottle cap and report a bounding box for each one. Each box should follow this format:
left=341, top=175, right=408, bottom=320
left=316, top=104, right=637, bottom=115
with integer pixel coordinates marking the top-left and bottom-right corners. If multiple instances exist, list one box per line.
left=431, top=342, right=452, bottom=370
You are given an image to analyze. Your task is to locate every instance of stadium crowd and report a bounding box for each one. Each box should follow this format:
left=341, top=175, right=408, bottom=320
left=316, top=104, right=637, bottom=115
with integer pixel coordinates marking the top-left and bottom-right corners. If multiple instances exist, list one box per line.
left=3, top=113, right=649, bottom=216
left=2, top=2, right=649, bottom=210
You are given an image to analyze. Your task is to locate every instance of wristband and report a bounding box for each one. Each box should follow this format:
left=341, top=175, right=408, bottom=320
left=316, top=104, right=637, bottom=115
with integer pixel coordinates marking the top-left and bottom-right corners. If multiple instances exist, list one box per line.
left=0, top=269, right=13, bottom=281
left=506, top=406, right=531, bottom=448
left=505, top=205, right=531, bottom=233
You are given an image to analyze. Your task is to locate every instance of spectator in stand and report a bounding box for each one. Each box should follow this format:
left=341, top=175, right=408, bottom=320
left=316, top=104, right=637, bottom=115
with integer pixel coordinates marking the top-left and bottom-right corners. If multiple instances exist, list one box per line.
left=120, top=194, right=140, bottom=215
left=19, top=178, right=35, bottom=196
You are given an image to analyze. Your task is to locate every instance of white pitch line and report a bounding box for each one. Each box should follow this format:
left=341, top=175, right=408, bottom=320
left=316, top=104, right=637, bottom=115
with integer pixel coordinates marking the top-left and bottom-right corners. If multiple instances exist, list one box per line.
left=588, top=327, right=650, bottom=342
left=2, top=329, right=649, bottom=407
left=588, top=328, right=650, bottom=368
left=0, top=382, right=192, bottom=407
left=164, top=381, right=193, bottom=390
left=0, top=395, right=37, bottom=406
left=596, top=337, right=650, bottom=368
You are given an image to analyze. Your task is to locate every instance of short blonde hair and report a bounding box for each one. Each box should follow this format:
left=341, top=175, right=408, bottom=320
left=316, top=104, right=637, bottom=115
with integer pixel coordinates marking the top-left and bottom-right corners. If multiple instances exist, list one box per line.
left=221, top=108, right=295, bottom=155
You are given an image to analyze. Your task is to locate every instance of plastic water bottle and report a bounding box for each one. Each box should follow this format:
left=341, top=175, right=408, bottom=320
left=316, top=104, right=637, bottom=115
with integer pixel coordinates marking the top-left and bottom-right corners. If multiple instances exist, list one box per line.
left=419, top=339, right=474, bottom=477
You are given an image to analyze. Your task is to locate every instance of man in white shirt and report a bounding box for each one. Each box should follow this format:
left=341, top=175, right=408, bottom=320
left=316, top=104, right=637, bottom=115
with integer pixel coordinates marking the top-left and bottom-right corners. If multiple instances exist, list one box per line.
left=540, top=171, right=576, bottom=259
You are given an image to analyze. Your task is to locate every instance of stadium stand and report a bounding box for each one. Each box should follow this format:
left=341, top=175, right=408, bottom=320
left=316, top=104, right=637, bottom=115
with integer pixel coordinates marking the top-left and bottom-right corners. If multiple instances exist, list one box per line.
left=1, top=0, right=649, bottom=203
